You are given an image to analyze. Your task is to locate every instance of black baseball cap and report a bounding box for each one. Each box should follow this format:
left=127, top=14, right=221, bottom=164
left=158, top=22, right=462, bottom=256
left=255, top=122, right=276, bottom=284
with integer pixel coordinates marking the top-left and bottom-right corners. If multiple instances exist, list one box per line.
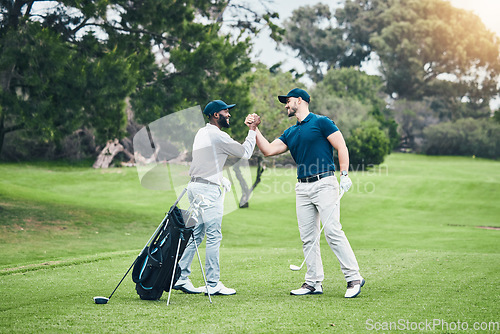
left=203, top=100, right=236, bottom=116
left=278, top=88, right=310, bottom=104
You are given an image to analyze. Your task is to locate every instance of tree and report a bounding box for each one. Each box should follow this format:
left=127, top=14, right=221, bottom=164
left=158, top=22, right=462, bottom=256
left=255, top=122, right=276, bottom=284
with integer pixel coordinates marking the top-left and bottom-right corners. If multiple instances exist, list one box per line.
left=392, top=99, right=439, bottom=150
left=342, top=0, right=500, bottom=104
left=0, top=1, right=163, bottom=157
left=0, top=0, right=280, bottom=158
left=241, top=63, right=298, bottom=142
left=281, top=3, right=347, bottom=82
left=130, top=29, right=254, bottom=143
left=0, top=18, right=137, bottom=157
left=334, top=0, right=388, bottom=68
left=315, top=67, right=385, bottom=106
left=281, top=0, right=500, bottom=109
left=311, top=92, right=372, bottom=136
left=494, top=109, right=500, bottom=124
left=218, top=0, right=284, bottom=42
left=280, top=1, right=386, bottom=81
left=311, top=68, right=398, bottom=156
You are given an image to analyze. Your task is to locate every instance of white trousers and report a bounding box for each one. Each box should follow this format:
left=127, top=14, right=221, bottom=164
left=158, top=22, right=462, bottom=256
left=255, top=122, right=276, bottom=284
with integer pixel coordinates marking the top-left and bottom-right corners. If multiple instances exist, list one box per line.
left=295, top=176, right=361, bottom=285
left=178, top=182, right=224, bottom=287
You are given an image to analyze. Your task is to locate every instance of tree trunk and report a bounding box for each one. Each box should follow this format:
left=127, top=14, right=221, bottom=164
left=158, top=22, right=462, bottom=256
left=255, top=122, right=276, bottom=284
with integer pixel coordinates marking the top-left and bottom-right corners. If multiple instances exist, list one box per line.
left=0, top=129, right=4, bottom=158
left=0, top=109, right=4, bottom=157
left=0, top=106, right=25, bottom=157
left=234, top=155, right=266, bottom=208
left=93, top=139, right=125, bottom=168
left=233, top=163, right=250, bottom=208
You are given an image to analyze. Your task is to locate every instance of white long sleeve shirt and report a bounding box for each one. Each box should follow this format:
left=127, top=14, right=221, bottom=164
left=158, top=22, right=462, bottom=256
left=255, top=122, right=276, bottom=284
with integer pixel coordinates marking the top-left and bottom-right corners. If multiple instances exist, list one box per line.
left=189, top=123, right=256, bottom=185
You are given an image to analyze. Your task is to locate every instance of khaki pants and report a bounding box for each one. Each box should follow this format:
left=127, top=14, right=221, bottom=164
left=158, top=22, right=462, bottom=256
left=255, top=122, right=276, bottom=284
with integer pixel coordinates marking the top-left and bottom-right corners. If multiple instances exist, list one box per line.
left=295, top=176, right=361, bottom=285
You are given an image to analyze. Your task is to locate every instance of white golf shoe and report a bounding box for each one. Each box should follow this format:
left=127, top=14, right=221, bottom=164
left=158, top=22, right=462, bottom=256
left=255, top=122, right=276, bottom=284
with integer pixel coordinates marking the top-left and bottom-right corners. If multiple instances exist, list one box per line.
left=201, top=281, right=236, bottom=295
left=173, top=279, right=204, bottom=294
left=290, top=282, right=323, bottom=295
left=344, top=278, right=365, bottom=298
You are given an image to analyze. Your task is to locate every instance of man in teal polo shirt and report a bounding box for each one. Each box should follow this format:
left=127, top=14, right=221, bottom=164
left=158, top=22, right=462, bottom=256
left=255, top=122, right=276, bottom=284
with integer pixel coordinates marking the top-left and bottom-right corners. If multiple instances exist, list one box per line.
left=253, top=88, right=364, bottom=298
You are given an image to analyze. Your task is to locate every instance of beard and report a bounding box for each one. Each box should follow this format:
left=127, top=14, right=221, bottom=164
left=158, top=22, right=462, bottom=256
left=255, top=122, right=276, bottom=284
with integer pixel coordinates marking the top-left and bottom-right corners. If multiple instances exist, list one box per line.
left=287, top=106, right=297, bottom=118
left=218, top=114, right=230, bottom=128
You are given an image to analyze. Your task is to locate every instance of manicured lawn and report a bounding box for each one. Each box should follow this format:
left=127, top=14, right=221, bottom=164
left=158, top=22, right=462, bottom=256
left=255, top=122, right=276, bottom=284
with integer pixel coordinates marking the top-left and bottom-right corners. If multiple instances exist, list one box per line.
left=0, top=153, right=498, bottom=333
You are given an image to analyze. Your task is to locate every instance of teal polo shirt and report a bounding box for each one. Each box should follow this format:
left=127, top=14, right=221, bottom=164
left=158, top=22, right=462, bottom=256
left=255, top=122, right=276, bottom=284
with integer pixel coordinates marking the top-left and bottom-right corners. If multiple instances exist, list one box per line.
left=278, top=113, right=339, bottom=179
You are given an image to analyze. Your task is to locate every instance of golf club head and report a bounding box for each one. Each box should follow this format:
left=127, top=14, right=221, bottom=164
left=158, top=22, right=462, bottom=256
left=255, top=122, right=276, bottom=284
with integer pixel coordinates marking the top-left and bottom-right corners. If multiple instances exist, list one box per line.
left=185, top=215, right=198, bottom=228
left=93, top=296, right=109, bottom=304
left=289, top=264, right=301, bottom=271
left=195, top=194, right=212, bottom=206
left=193, top=194, right=205, bottom=204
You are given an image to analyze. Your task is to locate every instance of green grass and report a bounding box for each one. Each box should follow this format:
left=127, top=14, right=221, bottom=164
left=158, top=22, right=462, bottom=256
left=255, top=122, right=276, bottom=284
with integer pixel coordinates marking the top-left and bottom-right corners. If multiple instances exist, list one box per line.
left=0, top=154, right=499, bottom=333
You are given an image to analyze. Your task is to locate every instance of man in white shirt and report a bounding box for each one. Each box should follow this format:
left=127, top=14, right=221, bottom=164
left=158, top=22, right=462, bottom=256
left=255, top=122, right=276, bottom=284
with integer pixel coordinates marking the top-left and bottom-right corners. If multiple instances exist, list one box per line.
left=174, top=100, right=260, bottom=295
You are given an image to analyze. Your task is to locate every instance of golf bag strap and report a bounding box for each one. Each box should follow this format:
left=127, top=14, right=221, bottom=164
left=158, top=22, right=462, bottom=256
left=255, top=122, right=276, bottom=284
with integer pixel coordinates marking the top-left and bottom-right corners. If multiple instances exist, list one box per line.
left=146, top=246, right=162, bottom=267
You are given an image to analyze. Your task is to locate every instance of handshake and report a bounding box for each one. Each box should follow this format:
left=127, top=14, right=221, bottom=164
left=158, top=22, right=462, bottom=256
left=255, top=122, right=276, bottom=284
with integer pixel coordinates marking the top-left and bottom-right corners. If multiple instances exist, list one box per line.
left=244, top=113, right=261, bottom=130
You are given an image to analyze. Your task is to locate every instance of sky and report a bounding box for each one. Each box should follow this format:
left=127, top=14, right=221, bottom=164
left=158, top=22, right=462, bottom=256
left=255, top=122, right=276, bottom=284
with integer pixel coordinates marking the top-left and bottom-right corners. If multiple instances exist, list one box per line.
left=243, top=0, right=500, bottom=109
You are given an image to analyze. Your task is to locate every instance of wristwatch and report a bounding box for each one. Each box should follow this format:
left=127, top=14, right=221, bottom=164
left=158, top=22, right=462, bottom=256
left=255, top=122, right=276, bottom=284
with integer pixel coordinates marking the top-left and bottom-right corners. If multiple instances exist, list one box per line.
left=340, top=170, right=348, bottom=176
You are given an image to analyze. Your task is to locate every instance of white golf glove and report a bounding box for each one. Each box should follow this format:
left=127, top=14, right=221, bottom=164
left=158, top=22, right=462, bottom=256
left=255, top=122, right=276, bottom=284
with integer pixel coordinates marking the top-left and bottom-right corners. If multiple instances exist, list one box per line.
left=340, top=174, right=352, bottom=193
left=221, top=177, right=231, bottom=193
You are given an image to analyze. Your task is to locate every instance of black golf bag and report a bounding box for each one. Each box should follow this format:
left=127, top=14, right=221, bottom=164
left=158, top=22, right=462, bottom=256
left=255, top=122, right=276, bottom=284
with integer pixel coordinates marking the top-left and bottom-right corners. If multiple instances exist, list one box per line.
left=131, top=205, right=194, bottom=300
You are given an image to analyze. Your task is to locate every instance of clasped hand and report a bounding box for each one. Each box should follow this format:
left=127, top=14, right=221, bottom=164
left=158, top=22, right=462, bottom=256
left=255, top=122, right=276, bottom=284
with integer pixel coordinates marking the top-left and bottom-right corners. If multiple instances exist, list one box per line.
left=244, top=113, right=261, bottom=129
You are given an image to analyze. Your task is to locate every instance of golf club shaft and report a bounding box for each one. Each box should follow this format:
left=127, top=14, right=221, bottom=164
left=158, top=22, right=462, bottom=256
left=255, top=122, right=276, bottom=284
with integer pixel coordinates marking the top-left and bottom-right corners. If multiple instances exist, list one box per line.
left=296, top=190, right=344, bottom=270
left=107, top=213, right=167, bottom=300
left=108, top=258, right=136, bottom=299
left=297, top=225, right=325, bottom=270
left=194, top=237, right=212, bottom=304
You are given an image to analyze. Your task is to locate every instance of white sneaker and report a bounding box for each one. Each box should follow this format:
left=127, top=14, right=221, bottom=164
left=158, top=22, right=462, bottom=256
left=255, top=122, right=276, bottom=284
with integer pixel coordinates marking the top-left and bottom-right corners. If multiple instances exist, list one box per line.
left=201, top=281, right=236, bottom=295
left=290, top=282, right=323, bottom=295
left=173, top=279, right=204, bottom=294
left=344, top=278, right=365, bottom=298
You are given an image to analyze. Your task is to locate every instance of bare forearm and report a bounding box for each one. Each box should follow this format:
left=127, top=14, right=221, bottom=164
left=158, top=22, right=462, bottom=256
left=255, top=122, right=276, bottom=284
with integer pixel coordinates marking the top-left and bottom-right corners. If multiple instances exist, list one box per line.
left=337, top=145, right=349, bottom=172
left=327, top=131, right=349, bottom=172
left=255, top=128, right=273, bottom=156
left=255, top=128, right=287, bottom=157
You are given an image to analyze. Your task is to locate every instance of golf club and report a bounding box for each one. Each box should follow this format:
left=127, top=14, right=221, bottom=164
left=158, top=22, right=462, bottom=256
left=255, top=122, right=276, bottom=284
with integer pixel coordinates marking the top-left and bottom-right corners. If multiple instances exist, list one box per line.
left=289, top=189, right=344, bottom=271
left=193, top=237, right=213, bottom=304
left=93, top=188, right=187, bottom=304
left=185, top=194, right=212, bottom=303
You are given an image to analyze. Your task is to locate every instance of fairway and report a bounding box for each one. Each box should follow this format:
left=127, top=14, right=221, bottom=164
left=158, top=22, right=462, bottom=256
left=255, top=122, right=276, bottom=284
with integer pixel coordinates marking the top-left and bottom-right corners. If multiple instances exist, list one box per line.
left=0, top=154, right=499, bottom=333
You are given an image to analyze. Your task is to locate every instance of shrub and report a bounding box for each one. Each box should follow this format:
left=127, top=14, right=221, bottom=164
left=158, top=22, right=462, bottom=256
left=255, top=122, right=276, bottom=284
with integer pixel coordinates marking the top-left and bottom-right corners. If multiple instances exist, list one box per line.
left=345, top=123, right=391, bottom=169
left=423, top=118, right=500, bottom=159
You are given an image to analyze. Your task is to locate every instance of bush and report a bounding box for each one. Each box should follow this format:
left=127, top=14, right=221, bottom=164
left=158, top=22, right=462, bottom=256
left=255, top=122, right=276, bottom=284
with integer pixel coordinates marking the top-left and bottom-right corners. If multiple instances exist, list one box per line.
left=423, top=118, right=500, bottom=159
left=0, top=128, right=96, bottom=161
left=494, top=109, right=500, bottom=123
left=345, top=123, right=391, bottom=169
